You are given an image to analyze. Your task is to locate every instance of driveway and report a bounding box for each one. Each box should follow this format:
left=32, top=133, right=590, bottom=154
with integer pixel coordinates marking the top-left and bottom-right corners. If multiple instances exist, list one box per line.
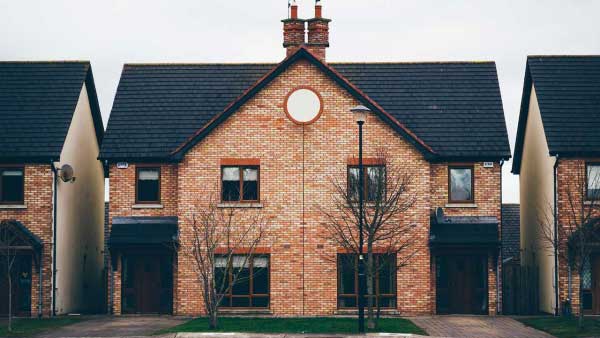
left=33, top=315, right=185, bottom=338
left=411, top=316, right=554, bottom=338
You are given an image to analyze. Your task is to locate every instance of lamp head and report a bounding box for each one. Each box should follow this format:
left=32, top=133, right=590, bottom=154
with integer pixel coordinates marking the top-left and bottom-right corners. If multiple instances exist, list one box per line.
left=351, top=105, right=370, bottom=123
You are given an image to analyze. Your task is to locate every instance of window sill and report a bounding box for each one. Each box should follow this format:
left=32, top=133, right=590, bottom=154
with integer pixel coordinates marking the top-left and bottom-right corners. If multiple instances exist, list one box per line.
left=584, top=200, right=600, bottom=205
left=132, top=204, right=163, bottom=209
left=218, top=308, right=272, bottom=315
left=445, top=203, right=477, bottom=208
left=335, top=308, right=400, bottom=316
left=218, top=202, right=263, bottom=209
left=0, top=204, right=27, bottom=210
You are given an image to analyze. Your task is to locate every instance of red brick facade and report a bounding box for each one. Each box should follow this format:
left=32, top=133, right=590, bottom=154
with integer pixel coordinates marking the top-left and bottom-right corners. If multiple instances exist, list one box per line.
left=0, top=164, right=53, bottom=317
left=107, top=59, right=503, bottom=316
left=555, top=158, right=600, bottom=314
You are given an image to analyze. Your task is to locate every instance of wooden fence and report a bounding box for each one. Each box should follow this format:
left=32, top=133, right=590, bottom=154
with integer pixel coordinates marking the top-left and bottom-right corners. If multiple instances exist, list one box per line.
left=502, top=263, right=539, bottom=315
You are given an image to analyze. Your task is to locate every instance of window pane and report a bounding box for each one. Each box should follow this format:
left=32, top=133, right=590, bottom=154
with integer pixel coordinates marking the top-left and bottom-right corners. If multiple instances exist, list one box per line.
left=378, top=256, right=395, bottom=294
left=214, top=267, right=229, bottom=294
left=450, top=168, right=472, bottom=201
left=339, top=296, right=356, bottom=308
left=231, top=297, right=250, bottom=307
left=232, top=266, right=250, bottom=295
left=588, top=165, right=600, bottom=199
left=583, top=255, right=592, bottom=289
left=252, top=296, right=269, bottom=308
left=338, top=255, right=356, bottom=294
left=367, top=166, right=385, bottom=202
left=348, top=167, right=360, bottom=201
left=137, top=169, right=159, bottom=202
left=242, top=168, right=258, bottom=200
left=222, top=167, right=240, bottom=201
left=253, top=266, right=269, bottom=294
left=1, top=169, right=24, bottom=202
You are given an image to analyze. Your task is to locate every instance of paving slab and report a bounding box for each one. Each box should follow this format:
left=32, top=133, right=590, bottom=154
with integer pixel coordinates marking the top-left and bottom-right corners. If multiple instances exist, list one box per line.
left=410, top=316, right=555, bottom=338
left=33, top=315, right=186, bottom=338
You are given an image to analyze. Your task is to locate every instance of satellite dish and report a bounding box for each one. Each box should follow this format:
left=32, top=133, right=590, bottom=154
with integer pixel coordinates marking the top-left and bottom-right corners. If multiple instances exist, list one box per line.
left=58, top=164, right=76, bottom=183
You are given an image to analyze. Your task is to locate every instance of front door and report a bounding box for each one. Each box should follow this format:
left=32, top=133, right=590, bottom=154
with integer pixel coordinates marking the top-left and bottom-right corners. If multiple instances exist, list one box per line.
left=437, top=255, right=488, bottom=314
left=0, top=255, right=32, bottom=317
left=592, top=255, right=600, bottom=314
left=122, top=253, right=173, bottom=314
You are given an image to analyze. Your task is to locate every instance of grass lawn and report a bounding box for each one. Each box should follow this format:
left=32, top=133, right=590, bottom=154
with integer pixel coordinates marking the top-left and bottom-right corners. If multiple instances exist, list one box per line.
left=158, top=317, right=427, bottom=335
left=0, top=317, right=83, bottom=337
left=517, top=316, right=600, bottom=338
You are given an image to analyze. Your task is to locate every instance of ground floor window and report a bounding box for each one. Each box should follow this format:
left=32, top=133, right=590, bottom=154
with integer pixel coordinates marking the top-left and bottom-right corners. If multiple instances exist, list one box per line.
left=337, top=254, right=397, bottom=309
left=215, top=255, right=269, bottom=308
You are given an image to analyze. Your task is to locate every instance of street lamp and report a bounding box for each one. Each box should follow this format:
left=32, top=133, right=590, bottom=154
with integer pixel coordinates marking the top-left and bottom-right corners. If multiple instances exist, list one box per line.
left=351, top=104, right=370, bottom=333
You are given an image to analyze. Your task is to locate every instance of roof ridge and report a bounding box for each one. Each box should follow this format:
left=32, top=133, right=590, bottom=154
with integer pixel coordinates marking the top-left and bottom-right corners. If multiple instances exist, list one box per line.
left=528, top=55, right=600, bottom=58
left=0, top=60, right=90, bottom=64
left=330, top=60, right=495, bottom=65
left=124, top=62, right=277, bottom=67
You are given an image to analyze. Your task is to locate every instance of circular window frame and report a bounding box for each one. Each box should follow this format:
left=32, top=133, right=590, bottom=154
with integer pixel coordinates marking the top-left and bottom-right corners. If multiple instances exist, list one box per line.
left=283, top=86, right=324, bottom=125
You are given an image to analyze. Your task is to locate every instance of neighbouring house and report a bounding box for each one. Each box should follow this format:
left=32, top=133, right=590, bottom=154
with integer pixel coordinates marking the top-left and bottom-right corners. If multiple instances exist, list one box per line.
left=512, top=55, right=600, bottom=315
left=502, top=204, right=520, bottom=265
left=0, top=61, right=105, bottom=316
left=100, top=2, right=510, bottom=316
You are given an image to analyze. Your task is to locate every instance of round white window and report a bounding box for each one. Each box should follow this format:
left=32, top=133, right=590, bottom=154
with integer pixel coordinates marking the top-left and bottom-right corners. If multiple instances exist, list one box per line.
left=284, top=87, right=323, bottom=125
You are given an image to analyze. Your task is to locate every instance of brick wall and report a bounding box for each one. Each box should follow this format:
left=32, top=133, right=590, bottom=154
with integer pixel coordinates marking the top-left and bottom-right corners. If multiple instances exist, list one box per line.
left=556, top=158, right=600, bottom=314
left=0, top=164, right=53, bottom=317
left=107, top=59, right=503, bottom=317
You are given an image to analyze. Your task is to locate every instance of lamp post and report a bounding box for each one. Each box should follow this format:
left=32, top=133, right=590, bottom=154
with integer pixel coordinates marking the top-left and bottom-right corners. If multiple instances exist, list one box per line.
left=351, top=105, right=370, bottom=333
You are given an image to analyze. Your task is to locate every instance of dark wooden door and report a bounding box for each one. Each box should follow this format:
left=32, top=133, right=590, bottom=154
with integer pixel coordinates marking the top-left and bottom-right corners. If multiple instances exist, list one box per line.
left=446, top=255, right=487, bottom=314
left=592, top=255, right=600, bottom=314
left=122, top=254, right=172, bottom=314
left=0, top=255, right=32, bottom=317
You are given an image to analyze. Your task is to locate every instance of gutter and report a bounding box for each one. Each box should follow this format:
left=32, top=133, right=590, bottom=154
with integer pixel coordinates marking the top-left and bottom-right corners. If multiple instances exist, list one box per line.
left=553, top=155, right=560, bottom=316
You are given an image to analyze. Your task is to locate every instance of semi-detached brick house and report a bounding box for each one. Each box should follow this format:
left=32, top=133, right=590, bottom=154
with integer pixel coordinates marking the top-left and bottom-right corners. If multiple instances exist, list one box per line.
left=0, top=61, right=106, bottom=316
left=100, top=3, right=511, bottom=316
left=513, top=55, right=600, bottom=315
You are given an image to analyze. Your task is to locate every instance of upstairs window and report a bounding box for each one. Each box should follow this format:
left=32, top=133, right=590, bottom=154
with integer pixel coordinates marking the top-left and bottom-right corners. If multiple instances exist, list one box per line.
left=587, top=163, right=600, bottom=200
left=348, top=165, right=386, bottom=202
left=136, top=167, right=160, bottom=203
left=0, top=167, right=24, bottom=204
left=222, top=166, right=259, bottom=202
left=449, top=166, right=474, bottom=203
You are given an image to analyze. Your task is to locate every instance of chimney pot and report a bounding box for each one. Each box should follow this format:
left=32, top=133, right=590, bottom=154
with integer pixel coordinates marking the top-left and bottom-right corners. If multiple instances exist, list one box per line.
left=290, top=1, right=298, bottom=19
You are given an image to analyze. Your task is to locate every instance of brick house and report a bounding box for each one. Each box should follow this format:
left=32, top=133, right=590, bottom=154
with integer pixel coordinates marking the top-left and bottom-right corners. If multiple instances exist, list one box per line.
left=100, top=3, right=510, bottom=316
left=0, top=61, right=106, bottom=316
left=513, top=56, right=600, bottom=315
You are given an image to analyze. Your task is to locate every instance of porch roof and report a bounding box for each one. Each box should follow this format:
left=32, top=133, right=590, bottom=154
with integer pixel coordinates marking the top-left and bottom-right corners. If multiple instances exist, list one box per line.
left=108, top=216, right=178, bottom=248
left=430, top=213, right=499, bottom=248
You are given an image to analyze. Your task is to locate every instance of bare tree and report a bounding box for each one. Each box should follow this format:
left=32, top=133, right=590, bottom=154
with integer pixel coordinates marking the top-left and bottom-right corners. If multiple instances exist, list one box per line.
left=179, top=195, right=269, bottom=329
left=539, top=162, right=600, bottom=328
left=1, top=220, right=20, bottom=333
left=320, top=151, right=418, bottom=329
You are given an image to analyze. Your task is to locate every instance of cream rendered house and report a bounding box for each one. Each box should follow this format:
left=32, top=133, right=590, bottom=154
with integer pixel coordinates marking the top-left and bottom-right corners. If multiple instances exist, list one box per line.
left=0, top=61, right=105, bottom=316
left=513, top=55, right=600, bottom=315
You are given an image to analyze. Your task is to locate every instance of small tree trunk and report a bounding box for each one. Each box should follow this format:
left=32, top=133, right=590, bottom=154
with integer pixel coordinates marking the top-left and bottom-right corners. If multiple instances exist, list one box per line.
left=209, top=309, right=218, bottom=329
left=366, top=248, right=375, bottom=330
left=7, top=259, right=12, bottom=332
left=578, top=268, right=584, bottom=330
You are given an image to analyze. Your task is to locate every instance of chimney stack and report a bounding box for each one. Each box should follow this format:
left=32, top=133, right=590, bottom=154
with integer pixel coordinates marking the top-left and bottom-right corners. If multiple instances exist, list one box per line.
left=282, top=0, right=306, bottom=57
left=306, top=0, right=331, bottom=61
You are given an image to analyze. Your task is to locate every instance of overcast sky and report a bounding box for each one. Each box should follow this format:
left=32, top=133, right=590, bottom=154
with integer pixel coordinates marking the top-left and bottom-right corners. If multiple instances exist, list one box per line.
left=2, top=0, right=599, bottom=203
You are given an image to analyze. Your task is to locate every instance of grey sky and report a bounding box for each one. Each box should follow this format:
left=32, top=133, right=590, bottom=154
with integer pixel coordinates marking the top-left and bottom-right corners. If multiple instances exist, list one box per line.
left=2, top=0, right=599, bottom=203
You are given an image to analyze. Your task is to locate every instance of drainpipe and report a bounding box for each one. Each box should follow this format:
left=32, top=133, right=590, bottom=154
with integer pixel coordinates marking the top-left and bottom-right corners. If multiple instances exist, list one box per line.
left=50, top=162, right=58, bottom=317
left=553, top=155, right=560, bottom=316
left=498, top=160, right=504, bottom=315
left=38, top=255, right=43, bottom=318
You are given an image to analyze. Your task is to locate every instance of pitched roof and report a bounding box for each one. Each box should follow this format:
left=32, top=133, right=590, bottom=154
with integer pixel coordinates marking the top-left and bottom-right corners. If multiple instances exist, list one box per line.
left=0, top=61, right=104, bottom=162
left=501, top=203, right=520, bottom=261
left=100, top=48, right=510, bottom=161
left=512, top=56, right=600, bottom=173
